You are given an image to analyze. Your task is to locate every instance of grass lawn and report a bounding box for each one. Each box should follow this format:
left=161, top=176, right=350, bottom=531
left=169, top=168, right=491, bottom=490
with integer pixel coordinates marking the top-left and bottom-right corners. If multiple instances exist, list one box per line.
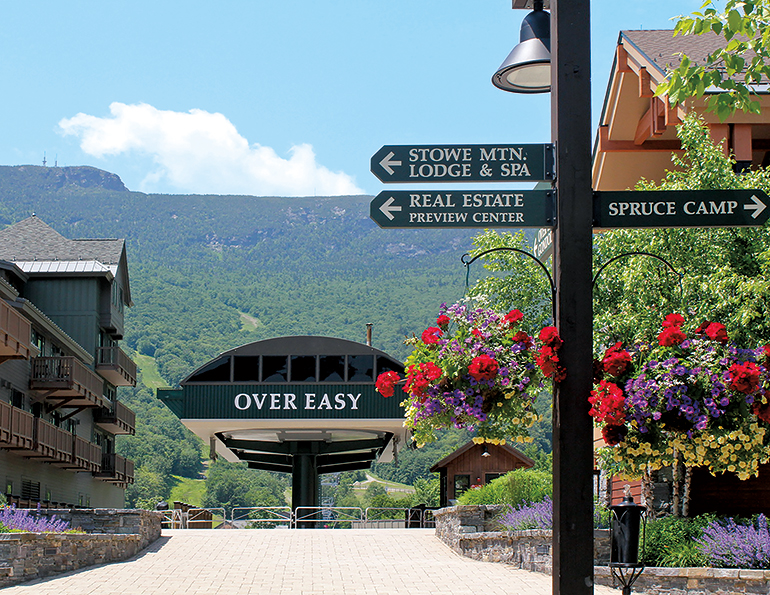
left=168, top=476, right=206, bottom=507
left=133, top=353, right=167, bottom=389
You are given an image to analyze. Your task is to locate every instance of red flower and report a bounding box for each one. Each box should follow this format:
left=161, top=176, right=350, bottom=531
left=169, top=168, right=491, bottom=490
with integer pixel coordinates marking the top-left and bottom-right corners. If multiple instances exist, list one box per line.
left=375, top=371, right=401, bottom=398
left=436, top=315, right=450, bottom=329
left=468, top=354, right=499, bottom=381
left=694, top=320, right=712, bottom=335
left=405, top=362, right=442, bottom=397
left=662, top=313, right=685, bottom=328
left=589, top=380, right=626, bottom=425
left=752, top=394, right=770, bottom=424
left=728, top=361, right=761, bottom=394
left=658, top=326, right=686, bottom=347
left=602, top=342, right=632, bottom=377
left=536, top=348, right=564, bottom=379
left=539, top=326, right=563, bottom=349
left=705, top=322, right=729, bottom=345
left=512, top=331, right=533, bottom=349
left=602, top=424, right=628, bottom=447
left=763, top=344, right=770, bottom=359
left=421, top=327, right=442, bottom=345
left=503, top=309, right=524, bottom=326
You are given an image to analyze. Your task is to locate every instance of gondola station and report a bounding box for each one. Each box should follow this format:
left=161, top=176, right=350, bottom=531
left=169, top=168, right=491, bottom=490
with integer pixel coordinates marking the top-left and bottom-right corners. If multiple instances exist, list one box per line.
left=157, top=336, right=407, bottom=517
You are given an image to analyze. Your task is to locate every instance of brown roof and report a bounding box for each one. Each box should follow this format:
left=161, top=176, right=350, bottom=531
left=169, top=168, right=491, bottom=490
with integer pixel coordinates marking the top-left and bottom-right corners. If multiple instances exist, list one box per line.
left=621, top=29, right=761, bottom=80
left=429, top=440, right=535, bottom=472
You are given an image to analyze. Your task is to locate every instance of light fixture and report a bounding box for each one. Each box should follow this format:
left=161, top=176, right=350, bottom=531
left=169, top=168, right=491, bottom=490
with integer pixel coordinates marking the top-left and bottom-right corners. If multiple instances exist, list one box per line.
left=492, top=0, right=551, bottom=93
left=481, top=445, right=491, bottom=457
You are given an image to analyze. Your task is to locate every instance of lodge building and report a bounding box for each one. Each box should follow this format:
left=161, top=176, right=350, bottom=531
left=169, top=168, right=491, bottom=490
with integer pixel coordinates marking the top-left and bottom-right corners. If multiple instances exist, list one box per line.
left=0, top=216, right=136, bottom=508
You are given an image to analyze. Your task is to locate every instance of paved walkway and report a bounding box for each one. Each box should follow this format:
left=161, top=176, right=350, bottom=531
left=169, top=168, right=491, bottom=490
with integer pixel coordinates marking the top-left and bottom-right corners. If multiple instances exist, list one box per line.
left=2, top=529, right=622, bottom=595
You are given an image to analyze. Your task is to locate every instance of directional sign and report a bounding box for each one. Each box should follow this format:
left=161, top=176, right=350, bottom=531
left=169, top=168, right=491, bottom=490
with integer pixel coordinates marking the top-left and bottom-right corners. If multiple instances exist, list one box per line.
left=532, top=228, right=553, bottom=262
left=593, top=190, right=770, bottom=228
left=370, top=189, right=555, bottom=228
left=370, top=144, right=554, bottom=183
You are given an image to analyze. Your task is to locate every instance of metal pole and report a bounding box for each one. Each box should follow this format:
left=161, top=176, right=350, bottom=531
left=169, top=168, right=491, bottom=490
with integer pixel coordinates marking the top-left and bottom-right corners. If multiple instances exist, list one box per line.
left=551, top=0, right=595, bottom=594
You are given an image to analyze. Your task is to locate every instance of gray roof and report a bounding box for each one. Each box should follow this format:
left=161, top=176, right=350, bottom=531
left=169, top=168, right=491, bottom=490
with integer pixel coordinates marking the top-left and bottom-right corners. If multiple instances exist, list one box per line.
left=622, top=29, right=763, bottom=81
left=0, top=216, right=125, bottom=265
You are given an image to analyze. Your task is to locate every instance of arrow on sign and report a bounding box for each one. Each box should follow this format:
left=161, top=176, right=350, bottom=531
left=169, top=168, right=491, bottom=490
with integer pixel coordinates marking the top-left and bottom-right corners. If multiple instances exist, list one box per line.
left=745, top=194, right=767, bottom=219
left=379, top=152, right=402, bottom=176
left=379, top=196, right=402, bottom=220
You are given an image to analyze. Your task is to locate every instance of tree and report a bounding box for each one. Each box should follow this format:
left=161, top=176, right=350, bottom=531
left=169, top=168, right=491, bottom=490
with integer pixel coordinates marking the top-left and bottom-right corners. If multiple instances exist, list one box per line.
left=658, top=0, right=770, bottom=120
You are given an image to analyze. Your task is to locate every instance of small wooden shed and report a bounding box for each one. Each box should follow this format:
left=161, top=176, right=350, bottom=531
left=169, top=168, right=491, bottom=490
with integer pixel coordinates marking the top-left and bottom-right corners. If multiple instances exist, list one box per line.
left=430, top=441, right=535, bottom=508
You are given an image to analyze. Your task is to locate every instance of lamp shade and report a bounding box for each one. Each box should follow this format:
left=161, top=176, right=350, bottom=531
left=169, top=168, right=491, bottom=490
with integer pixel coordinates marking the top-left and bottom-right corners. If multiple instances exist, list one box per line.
left=492, top=8, right=551, bottom=93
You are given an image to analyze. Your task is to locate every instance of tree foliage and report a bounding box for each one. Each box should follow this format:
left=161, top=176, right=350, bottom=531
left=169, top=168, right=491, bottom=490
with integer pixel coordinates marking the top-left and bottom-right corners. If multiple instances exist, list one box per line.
left=659, top=0, right=770, bottom=120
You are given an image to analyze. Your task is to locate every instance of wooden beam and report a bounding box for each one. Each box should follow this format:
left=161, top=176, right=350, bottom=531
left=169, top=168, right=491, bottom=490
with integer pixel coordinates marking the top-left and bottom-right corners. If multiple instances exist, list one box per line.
left=732, top=124, right=753, bottom=161
left=653, top=97, right=667, bottom=136
left=638, top=66, right=653, bottom=98
left=598, top=126, right=682, bottom=152
left=616, top=45, right=632, bottom=73
left=709, top=124, right=730, bottom=157
left=634, top=105, right=653, bottom=145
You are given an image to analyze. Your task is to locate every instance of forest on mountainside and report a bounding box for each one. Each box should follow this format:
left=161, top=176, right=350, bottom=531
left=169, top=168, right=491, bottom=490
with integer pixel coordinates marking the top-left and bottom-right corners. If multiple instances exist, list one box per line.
left=0, top=165, right=549, bottom=508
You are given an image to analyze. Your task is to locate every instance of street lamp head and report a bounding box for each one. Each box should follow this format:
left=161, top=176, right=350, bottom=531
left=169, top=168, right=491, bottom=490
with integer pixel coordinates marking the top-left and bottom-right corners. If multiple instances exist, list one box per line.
left=492, top=6, right=551, bottom=94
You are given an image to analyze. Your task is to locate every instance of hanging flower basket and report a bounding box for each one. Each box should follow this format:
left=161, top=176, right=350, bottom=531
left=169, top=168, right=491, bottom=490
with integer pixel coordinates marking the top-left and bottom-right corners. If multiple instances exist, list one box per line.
left=376, top=302, right=564, bottom=446
left=591, top=313, right=770, bottom=480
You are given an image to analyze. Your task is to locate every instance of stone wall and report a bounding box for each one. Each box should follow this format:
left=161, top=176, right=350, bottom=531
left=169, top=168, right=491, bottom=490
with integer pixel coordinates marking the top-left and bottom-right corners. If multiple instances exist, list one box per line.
left=435, top=505, right=770, bottom=595
left=0, top=509, right=162, bottom=588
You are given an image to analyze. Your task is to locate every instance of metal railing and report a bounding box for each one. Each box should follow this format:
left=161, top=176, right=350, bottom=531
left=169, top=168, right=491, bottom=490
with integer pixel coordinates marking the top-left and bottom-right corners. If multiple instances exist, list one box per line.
left=231, top=507, right=292, bottom=528
left=157, top=506, right=437, bottom=529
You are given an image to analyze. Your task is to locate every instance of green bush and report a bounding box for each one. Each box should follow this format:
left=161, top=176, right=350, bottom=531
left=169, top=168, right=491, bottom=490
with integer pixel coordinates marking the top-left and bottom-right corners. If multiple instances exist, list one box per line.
left=643, top=514, right=713, bottom=568
left=456, top=468, right=552, bottom=507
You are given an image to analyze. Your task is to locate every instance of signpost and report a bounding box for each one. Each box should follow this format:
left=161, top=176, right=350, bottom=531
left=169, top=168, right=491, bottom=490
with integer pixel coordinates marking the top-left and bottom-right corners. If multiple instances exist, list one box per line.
left=369, top=189, right=555, bottom=228
left=370, top=143, right=554, bottom=183
left=594, top=189, right=770, bottom=228
left=532, top=228, right=553, bottom=261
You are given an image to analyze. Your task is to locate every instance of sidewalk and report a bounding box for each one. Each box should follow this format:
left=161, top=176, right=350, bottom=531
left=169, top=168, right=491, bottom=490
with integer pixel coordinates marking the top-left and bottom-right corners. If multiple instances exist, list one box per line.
left=0, top=529, right=622, bottom=594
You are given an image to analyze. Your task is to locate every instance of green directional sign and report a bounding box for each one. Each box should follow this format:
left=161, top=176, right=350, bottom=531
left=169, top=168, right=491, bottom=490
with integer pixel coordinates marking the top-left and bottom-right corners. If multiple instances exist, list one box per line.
left=593, top=190, right=770, bottom=228
left=370, top=144, right=554, bottom=183
left=370, top=189, right=555, bottom=228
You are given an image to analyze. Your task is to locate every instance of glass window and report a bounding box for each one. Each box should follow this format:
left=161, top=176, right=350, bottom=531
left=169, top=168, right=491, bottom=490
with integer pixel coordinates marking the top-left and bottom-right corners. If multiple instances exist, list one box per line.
left=290, top=355, right=317, bottom=382
left=454, top=475, right=471, bottom=497
left=376, top=356, right=403, bottom=376
left=319, top=356, right=345, bottom=382
left=485, top=473, right=503, bottom=484
left=233, top=356, right=260, bottom=382
left=262, top=356, right=288, bottom=382
left=189, top=357, right=231, bottom=382
left=348, top=355, right=373, bottom=382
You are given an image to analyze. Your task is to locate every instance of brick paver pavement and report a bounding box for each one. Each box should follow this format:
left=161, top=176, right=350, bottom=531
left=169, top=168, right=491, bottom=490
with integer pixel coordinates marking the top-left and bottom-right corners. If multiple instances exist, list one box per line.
left=0, top=529, right=622, bottom=595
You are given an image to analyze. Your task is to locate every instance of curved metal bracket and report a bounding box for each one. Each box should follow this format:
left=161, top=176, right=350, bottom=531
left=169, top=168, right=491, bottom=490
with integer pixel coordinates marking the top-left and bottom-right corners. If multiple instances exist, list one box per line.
left=462, top=247, right=556, bottom=321
left=592, top=251, right=684, bottom=306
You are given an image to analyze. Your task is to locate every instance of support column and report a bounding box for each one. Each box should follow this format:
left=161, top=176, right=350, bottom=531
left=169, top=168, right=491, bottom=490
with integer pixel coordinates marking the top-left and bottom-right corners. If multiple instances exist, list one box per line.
left=551, top=1, right=595, bottom=594
left=291, top=444, right=319, bottom=528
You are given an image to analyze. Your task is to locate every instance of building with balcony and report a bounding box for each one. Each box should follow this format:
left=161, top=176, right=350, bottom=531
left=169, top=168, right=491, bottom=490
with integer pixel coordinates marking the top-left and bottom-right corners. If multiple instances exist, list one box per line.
left=0, top=216, right=136, bottom=508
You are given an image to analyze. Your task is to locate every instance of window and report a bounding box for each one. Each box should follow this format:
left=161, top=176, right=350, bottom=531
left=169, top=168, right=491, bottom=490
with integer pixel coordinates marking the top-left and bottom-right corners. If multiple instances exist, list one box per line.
left=233, top=356, right=260, bottom=382
left=290, top=356, right=317, bottom=382
left=485, top=473, right=503, bottom=484
left=348, top=355, right=373, bottom=382
left=453, top=474, right=471, bottom=497
left=376, top=356, right=403, bottom=376
left=21, top=479, right=40, bottom=500
left=189, top=357, right=231, bottom=382
left=10, top=390, right=24, bottom=410
left=262, top=356, right=288, bottom=382
left=5, top=479, right=12, bottom=496
left=319, top=356, right=345, bottom=382
left=31, top=330, right=45, bottom=356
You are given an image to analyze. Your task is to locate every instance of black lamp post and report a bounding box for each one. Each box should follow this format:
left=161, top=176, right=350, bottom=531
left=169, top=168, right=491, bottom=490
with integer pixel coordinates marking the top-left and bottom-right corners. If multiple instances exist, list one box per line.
left=493, top=1, right=594, bottom=594
left=609, top=487, right=647, bottom=595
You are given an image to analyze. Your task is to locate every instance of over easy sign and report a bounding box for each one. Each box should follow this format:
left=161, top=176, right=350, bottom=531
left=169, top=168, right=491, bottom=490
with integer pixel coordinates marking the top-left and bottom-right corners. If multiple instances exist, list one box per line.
left=234, top=392, right=362, bottom=412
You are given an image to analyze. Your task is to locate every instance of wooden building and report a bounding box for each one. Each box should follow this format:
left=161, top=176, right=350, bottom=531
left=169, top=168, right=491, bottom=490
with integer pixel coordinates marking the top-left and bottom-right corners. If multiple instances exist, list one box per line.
left=0, top=216, right=137, bottom=508
left=430, top=441, right=534, bottom=508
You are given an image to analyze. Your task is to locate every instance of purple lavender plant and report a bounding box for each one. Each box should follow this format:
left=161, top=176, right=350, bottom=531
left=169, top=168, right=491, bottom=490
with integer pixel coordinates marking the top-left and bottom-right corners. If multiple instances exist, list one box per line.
left=499, top=497, right=553, bottom=530
left=697, top=515, right=770, bottom=568
left=0, top=505, right=70, bottom=533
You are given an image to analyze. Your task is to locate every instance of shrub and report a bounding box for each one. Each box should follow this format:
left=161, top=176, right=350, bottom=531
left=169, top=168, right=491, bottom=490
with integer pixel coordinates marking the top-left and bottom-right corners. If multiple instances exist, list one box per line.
left=456, top=468, right=552, bottom=507
left=0, top=506, right=70, bottom=533
left=697, top=515, right=770, bottom=569
left=643, top=514, right=710, bottom=568
left=497, top=497, right=612, bottom=531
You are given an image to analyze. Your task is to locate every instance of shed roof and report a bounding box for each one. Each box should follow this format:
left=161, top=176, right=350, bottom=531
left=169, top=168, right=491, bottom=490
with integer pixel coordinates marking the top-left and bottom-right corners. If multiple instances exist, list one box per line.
left=429, top=440, right=535, bottom=473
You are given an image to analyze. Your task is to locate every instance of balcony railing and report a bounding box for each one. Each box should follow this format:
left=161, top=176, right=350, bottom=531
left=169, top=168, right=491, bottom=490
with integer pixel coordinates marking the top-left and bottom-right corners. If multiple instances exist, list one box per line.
left=95, top=453, right=134, bottom=485
left=96, top=346, right=137, bottom=387
left=30, top=357, right=106, bottom=408
left=30, top=418, right=73, bottom=464
left=94, top=400, right=136, bottom=435
left=70, top=436, right=102, bottom=473
left=0, top=401, right=35, bottom=451
left=0, top=300, right=32, bottom=363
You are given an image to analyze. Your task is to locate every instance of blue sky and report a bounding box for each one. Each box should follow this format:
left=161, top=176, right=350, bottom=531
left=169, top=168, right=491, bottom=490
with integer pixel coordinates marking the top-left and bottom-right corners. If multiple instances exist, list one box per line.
left=0, top=0, right=704, bottom=197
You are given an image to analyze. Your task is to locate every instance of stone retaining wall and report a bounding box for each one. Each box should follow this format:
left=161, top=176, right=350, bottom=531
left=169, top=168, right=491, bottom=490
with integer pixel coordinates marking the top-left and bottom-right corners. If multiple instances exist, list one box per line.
left=434, top=505, right=770, bottom=595
left=0, top=509, right=162, bottom=588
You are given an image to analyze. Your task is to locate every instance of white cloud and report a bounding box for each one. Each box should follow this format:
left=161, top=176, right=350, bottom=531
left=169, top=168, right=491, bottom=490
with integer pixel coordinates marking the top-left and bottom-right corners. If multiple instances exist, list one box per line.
left=58, top=102, right=363, bottom=196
